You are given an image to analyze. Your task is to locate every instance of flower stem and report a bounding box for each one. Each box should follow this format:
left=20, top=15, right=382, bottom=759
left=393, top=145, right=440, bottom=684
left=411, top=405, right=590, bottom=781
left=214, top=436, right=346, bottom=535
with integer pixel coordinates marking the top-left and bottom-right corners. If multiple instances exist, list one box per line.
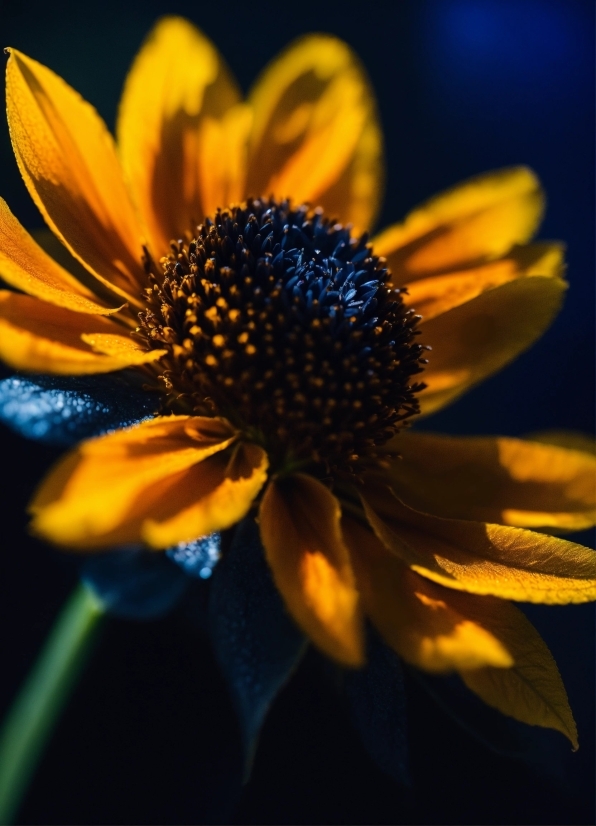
left=0, top=585, right=105, bottom=825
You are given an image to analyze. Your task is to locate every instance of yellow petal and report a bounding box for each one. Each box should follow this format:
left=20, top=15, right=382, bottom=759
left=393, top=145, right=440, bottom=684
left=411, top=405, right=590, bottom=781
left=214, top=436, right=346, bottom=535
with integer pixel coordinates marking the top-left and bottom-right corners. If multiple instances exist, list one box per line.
left=0, top=291, right=165, bottom=374
left=417, top=273, right=567, bottom=415
left=117, top=16, right=246, bottom=255
left=382, top=431, right=596, bottom=532
left=373, top=167, right=544, bottom=283
left=360, top=488, right=596, bottom=604
left=31, top=227, right=128, bottom=309
left=195, top=104, right=252, bottom=218
left=246, top=35, right=383, bottom=233
left=525, top=430, right=596, bottom=456
left=403, top=242, right=565, bottom=322
left=343, top=517, right=513, bottom=672
left=259, top=474, right=364, bottom=666
left=5, top=48, right=145, bottom=304
left=0, top=198, right=121, bottom=314
left=143, top=442, right=268, bottom=548
left=29, top=416, right=238, bottom=549
left=460, top=606, right=578, bottom=748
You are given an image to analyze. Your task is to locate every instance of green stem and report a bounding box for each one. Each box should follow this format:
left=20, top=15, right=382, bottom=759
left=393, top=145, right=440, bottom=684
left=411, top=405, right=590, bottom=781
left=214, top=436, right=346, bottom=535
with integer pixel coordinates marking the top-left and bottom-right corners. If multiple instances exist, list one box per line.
left=0, top=585, right=105, bottom=825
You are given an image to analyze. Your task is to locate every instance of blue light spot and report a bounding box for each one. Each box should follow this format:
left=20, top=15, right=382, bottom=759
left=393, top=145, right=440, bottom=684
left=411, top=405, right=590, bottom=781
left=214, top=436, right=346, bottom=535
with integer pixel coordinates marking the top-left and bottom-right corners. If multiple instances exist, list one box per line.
left=420, top=0, right=588, bottom=114
left=434, top=0, right=575, bottom=72
left=166, top=533, right=222, bottom=579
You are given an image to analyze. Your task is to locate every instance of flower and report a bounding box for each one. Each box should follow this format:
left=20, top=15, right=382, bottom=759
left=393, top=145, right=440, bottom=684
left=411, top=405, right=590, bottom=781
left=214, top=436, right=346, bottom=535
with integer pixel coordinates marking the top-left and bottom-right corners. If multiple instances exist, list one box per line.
left=0, top=15, right=595, bottom=754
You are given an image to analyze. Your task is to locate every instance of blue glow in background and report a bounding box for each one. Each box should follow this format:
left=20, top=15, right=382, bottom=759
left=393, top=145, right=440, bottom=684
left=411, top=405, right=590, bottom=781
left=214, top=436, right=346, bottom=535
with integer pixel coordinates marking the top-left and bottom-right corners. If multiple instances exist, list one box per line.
left=0, top=1, right=593, bottom=823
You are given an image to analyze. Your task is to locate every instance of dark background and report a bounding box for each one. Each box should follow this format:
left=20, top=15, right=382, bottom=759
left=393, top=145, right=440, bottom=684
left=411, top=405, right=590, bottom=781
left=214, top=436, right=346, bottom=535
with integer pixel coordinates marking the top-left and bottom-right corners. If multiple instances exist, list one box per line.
left=0, top=0, right=594, bottom=823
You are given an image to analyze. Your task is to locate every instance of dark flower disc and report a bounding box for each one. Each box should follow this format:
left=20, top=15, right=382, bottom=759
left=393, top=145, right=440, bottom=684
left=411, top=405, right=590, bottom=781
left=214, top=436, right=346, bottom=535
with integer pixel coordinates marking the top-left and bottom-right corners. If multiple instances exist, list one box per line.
left=137, top=199, right=427, bottom=473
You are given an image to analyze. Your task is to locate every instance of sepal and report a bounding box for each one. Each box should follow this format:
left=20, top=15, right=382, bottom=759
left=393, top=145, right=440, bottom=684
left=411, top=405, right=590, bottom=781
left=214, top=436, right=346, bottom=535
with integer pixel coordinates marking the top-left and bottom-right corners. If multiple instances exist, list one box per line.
left=343, top=625, right=410, bottom=785
left=0, top=372, right=158, bottom=446
left=408, top=667, right=568, bottom=780
left=80, top=548, right=188, bottom=619
left=209, top=517, right=307, bottom=775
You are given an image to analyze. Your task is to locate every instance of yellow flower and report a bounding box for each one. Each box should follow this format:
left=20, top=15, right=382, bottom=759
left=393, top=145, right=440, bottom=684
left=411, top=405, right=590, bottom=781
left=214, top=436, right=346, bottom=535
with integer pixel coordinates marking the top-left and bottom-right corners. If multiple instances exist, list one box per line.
left=1, top=16, right=595, bottom=750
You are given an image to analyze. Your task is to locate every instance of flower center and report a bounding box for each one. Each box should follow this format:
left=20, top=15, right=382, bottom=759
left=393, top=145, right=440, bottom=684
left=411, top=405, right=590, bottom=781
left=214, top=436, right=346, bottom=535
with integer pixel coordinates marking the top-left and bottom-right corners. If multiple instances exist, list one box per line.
left=137, top=199, right=426, bottom=473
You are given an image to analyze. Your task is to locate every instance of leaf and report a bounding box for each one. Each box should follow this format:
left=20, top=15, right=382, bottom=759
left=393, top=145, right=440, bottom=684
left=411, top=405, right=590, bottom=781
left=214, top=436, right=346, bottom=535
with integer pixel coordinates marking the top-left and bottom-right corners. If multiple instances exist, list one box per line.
left=343, top=625, right=410, bottom=785
left=0, top=372, right=158, bottom=446
left=208, top=517, right=307, bottom=775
